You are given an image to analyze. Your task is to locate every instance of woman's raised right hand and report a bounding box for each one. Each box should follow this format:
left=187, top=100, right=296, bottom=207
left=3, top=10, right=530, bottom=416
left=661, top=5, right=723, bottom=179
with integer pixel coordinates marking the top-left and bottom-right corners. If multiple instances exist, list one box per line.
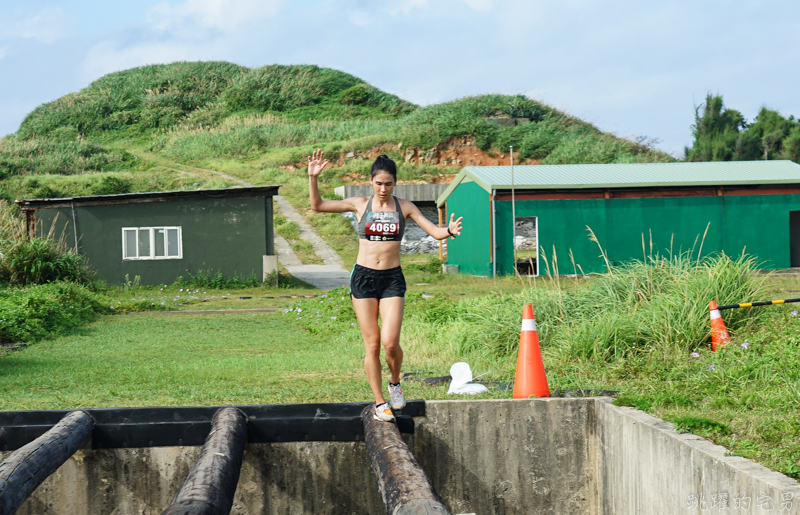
left=307, top=149, right=329, bottom=177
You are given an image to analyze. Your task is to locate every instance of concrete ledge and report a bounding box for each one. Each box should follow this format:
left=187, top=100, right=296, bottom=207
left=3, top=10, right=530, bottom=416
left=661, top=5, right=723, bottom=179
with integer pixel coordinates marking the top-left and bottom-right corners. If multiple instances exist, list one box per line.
left=334, top=185, right=449, bottom=202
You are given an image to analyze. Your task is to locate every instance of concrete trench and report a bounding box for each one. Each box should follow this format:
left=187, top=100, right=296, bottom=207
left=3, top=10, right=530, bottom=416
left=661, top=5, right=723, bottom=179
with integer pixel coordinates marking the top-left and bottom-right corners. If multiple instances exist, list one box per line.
left=2, top=398, right=799, bottom=514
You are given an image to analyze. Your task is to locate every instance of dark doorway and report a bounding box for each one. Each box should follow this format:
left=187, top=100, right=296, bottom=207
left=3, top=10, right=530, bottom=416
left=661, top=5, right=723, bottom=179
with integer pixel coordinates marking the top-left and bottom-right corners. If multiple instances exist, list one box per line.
left=790, top=212, right=800, bottom=267
left=514, top=216, right=538, bottom=276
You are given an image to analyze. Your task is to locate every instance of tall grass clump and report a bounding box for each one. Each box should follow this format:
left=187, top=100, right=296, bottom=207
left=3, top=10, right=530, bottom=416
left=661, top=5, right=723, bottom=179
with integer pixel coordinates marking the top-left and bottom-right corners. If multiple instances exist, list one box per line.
left=0, top=202, right=95, bottom=286
left=0, top=238, right=95, bottom=286
left=161, top=118, right=400, bottom=160
left=0, top=135, right=132, bottom=177
left=422, top=253, right=766, bottom=365
left=0, top=201, right=24, bottom=241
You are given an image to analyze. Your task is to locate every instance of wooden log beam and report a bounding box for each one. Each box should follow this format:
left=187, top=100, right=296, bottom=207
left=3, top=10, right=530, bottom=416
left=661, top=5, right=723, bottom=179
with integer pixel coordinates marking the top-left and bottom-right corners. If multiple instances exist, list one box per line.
left=161, top=407, right=247, bottom=515
left=361, top=406, right=450, bottom=515
left=0, top=410, right=94, bottom=515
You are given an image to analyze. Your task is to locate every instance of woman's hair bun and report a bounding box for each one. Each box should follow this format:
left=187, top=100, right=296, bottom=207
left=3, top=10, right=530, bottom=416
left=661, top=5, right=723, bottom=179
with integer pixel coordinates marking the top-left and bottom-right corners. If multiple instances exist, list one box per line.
left=371, top=154, right=397, bottom=179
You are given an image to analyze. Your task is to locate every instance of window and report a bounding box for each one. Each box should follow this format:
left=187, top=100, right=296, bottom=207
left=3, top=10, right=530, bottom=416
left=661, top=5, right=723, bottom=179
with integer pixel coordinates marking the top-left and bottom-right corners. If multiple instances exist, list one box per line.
left=122, top=227, right=182, bottom=260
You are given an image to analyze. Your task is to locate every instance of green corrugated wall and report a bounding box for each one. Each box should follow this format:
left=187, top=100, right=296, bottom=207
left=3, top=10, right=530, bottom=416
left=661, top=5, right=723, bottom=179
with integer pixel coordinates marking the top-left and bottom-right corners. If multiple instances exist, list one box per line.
left=446, top=190, right=800, bottom=275
left=444, top=180, right=492, bottom=275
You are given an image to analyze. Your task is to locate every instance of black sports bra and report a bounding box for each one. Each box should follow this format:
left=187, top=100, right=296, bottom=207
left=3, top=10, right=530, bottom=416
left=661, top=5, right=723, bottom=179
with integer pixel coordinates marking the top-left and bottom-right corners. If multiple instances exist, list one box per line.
left=356, top=196, right=405, bottom=241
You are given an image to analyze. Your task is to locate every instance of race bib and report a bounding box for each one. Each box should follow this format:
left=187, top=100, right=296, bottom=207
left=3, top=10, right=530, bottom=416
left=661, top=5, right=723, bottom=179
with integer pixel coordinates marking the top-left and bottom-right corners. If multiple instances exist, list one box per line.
left=365, top=211, right=401, bottom=241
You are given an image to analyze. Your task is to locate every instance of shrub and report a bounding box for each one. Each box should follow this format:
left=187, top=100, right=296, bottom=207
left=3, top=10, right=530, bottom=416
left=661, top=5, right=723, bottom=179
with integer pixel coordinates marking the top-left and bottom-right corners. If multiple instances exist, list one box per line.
left=0, top=282, right=105, bottom=343
left=90, top=175, right=132, bottom=195
left=174, top=268, right=261, bottom=289
left=405, top=256, right=442, bottom=274
left=0, top=238, right=95, bottom=286
left=339, top=84, right=370, bottom=106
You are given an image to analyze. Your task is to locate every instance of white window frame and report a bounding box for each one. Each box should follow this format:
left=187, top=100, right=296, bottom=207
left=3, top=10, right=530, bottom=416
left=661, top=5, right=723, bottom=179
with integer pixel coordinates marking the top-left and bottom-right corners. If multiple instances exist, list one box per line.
left=122, top=226, right=183, bottom=260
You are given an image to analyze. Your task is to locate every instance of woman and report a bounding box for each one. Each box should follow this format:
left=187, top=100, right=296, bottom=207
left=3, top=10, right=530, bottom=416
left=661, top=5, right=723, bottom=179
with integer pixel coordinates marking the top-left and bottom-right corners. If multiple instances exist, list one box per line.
left=307, top=150, right=462, bottom=421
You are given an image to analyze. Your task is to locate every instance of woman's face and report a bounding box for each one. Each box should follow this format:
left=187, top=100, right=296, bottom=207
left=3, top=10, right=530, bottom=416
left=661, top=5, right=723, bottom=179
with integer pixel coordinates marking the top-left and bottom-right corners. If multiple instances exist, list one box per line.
left=370, top=171, right=395, bottom=201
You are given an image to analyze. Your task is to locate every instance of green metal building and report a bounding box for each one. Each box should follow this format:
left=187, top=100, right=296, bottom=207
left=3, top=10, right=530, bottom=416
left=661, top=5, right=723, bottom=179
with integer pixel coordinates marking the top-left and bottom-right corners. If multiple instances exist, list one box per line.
left=17, top=186, right=280, bottom=285
left=435, top=161, right=800, bottom=276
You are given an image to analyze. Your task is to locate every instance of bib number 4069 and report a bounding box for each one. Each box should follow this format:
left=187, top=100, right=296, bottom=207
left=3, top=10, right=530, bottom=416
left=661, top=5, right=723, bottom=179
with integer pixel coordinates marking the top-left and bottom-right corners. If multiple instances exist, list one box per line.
left=371, top=223, right=397, bottom=233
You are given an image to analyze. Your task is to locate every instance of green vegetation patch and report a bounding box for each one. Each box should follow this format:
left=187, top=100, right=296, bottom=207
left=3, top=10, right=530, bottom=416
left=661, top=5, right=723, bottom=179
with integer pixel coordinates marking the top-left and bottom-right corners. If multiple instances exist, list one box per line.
left=0, top=282, right=105, bottom=343
left=0, top=135, right=133, bottom=177
left=17, top=62, right=413, bottom=139
left=687, top=93, right=800, bottom=162
left=669, top=415, right=732, bottom=436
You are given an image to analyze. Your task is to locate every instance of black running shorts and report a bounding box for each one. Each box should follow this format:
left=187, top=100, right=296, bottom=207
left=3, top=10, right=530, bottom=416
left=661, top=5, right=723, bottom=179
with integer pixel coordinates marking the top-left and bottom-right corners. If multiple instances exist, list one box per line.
left=350, top=264, right=406, bottom=299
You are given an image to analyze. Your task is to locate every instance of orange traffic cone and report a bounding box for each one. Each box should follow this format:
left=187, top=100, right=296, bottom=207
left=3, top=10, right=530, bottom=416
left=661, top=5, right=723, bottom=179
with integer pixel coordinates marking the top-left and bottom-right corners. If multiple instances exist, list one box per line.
left=513, top=304, right=550, bottom=398
left=710, top=301, right=731, bottom=351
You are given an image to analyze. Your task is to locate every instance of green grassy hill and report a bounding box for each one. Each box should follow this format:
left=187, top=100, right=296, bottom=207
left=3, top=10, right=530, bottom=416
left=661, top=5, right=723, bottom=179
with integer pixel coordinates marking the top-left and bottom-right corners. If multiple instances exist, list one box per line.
left=0, top=61, right=672, bottom=202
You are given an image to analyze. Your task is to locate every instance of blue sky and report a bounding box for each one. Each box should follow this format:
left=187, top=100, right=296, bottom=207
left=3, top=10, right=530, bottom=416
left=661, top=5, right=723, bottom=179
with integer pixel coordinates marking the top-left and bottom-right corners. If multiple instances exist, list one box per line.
left=1, top=0, right=799, bottom=156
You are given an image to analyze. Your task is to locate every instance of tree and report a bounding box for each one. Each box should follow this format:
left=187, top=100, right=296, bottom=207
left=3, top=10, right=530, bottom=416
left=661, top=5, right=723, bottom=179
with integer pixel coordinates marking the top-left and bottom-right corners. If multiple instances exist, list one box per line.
left=687, top=94, right=800, bottom=162
left=687, top=94, right=747, bottom=161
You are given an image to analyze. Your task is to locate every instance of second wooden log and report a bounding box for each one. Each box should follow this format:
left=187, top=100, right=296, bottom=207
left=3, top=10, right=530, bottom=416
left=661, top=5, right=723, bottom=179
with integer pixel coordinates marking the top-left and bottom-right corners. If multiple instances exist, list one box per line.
left=361, top=405, right=450, bottom=515
left=161, top=407, right=248, bottom=515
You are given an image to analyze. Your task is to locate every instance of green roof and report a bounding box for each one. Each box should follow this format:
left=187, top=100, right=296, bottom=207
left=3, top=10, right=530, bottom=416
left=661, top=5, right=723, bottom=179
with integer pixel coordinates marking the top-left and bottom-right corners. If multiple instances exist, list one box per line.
left=436, top=160, right=800, bottom=206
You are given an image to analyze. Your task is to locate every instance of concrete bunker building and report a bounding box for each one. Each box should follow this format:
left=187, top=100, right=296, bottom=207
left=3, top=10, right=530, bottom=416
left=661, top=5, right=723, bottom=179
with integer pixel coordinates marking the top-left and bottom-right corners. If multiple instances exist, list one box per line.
left=16, top=185, right=281, bottom=285
left=436, top=160, right=800, bottom=276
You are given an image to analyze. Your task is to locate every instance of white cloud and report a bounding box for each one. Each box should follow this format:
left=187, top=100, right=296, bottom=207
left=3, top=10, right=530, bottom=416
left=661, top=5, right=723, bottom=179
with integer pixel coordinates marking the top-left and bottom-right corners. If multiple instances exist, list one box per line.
left=349, top=10, right=375, bottom=27
left=146, top=0, right=282, bottom=32
left=387, top=0, right=429, bottom=16
left=0, top=47, right=8, bottom=60
left=461, top=0, right=494, bottom=10
left=0, top=8, right=77, bottom=43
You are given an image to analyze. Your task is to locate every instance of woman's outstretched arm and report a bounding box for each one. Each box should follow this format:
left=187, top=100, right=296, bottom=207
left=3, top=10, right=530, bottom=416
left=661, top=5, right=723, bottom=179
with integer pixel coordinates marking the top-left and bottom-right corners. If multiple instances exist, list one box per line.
left=404, top=200, right=462, bottom=240
left=308, top=149, right=359, bottom=213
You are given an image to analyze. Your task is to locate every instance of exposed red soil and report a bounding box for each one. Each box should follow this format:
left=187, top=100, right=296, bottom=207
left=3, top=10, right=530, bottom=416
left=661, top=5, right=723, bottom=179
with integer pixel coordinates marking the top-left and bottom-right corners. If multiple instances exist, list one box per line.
left=279, top=136, right=540, bottom=184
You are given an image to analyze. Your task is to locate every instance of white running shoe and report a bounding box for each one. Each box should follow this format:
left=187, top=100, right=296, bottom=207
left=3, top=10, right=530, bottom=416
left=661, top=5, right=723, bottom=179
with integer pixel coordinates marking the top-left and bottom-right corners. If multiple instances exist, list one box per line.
left=388, top=383, right=406, bottom=410
left=374, top=402, right=395, bottom=422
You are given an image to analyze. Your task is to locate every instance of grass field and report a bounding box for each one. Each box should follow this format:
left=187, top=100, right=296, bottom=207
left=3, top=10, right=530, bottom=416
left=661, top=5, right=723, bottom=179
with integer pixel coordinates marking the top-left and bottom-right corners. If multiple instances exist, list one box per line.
left=0, top=310, right=499, bottom=411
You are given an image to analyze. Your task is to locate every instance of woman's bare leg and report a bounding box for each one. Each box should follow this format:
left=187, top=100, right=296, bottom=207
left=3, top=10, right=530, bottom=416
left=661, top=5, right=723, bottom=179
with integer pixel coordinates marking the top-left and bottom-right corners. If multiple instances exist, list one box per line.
left=378, top=297, right=405, bottom=384
left=352, top=297, right=385, bottom=404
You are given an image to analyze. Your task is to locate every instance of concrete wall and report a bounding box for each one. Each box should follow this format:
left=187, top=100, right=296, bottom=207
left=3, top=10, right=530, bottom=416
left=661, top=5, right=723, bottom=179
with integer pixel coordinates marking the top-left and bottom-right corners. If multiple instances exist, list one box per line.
left=596, top=399, right=800, bottom=514
left=334, top=184, right=449, bottom=202
left=3, top=398, right=799, bottom=514
left=414, top=399, right=598, bottom=515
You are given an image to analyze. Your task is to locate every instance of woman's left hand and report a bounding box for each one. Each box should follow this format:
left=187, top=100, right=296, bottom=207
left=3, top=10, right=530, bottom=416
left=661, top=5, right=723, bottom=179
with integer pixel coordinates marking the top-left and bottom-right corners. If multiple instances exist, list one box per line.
left=447, top=213, right=463, bottom=240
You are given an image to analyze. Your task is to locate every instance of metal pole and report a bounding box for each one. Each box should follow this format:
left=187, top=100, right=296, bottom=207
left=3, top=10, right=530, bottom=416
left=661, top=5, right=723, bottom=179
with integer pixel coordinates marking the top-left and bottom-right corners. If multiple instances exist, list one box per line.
left=492, top=189, right=497, bottom=278
left=510, top=146, right=516, bottom=271
left=438, top=206, right=443, bottom=262
left=71, top=201, right=79, bottom=252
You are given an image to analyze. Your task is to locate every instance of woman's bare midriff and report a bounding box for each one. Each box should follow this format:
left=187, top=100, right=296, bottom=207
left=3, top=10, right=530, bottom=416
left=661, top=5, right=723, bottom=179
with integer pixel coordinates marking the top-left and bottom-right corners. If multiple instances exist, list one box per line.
left=356, top=240, right=402, bottom=270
